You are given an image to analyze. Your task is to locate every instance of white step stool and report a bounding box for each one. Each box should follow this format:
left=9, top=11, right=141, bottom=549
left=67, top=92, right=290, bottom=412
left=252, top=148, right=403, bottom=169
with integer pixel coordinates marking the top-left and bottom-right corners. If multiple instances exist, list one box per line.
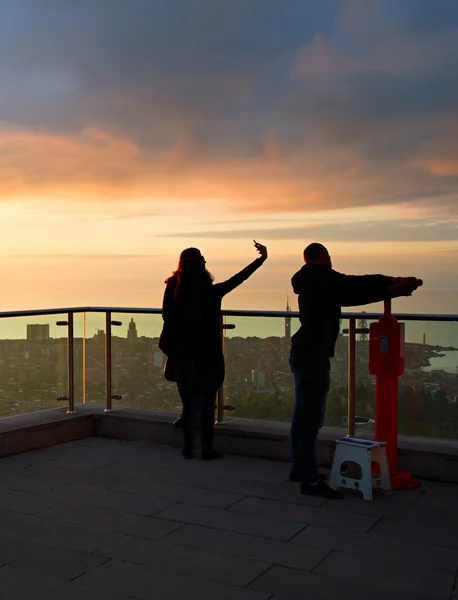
left=329, top=436, right=391, bottom=500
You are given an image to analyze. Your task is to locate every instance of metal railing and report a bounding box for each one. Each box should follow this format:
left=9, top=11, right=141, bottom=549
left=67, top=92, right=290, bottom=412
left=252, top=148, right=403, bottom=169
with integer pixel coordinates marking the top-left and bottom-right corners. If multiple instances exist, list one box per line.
left=0, top=306, right=457, bottom=434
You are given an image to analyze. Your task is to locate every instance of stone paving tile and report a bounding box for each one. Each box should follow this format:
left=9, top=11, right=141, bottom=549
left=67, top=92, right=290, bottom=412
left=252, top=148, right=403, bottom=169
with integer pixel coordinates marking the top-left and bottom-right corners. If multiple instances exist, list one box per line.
left=118, top=471, right=326, bottom=507
left=0, top=566, right=132, bottom=600
left=414, top=487, right=458, bottom=512
left=0, top=532, right=107, bottom=580
left=0, top=472, right=61, bottom=494
left=452, top=574, right=458, bottom=600
left=22, top=462, right=133, bottom=488
left=167, top=524, right=329, bottom=570
left=201, top=477, right=326, bottom=507
left=71, top=437, right=127, bottom=448
left=113, top=449, right=288, bottom=486
left=373, top=488, right=424, bottom=504
left=71, top=487, right=174, bottom=516
left=315, top=550, right=455, bottom=598
left=113, top=477, right=244, bottom=509
left=229, top=496, right=378, bottom=533
left=79, top=558, right=272, bottom=600
left=0, top=487, right=72, bottom=515
left=92, top=459, right=165, bottom=481
left=190, top=454, right=289, bottom=484
left=155, top=502, right=306, bottom=541
left=417, top=480, right=458, bottom=492
left=95, top=532, right=270, bottom=587
left=38, top=501, right=182, bottom=540
left=0, top=443, right=88, bottom=467
left=48, top=450, right=118, bottom=470
left=291, top=523, right=458, bottom=572
left=0, top=452, right=55, bottom=469
left=104, top=461, right=219, bottom=489
left=371, top=516, right=458, bottom=548
left=320, top=492, right=458, bottom=523
left=0, top=511, right=112, bottom=553
left=249, top=564, right=438, bottom=600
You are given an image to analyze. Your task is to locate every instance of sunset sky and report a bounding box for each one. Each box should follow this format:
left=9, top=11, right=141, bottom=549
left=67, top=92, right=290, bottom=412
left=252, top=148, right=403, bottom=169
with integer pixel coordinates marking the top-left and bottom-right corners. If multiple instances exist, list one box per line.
left=1, top=0, right=458, bottom=314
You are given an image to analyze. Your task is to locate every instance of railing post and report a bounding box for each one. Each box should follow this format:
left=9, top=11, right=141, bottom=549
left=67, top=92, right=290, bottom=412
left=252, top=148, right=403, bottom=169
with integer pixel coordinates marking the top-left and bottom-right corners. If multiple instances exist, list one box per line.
left=67, top=312, right=75, bottom=414
left=105, top=311, right=113, bottom=413
left=105, top=313, right=123, bottom=412
left=56, top=313, right=75, bottom=414
left=347, top=317, right=356, bottom=436
left=216, top=314, right=225, bottom=424
left=82, top=312, right=87, bottom=404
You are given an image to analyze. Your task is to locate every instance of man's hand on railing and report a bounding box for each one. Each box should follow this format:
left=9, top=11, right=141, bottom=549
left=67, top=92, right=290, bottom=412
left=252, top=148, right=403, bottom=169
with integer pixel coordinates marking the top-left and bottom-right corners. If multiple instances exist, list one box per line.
left=388, top=277, right=423, bottom=297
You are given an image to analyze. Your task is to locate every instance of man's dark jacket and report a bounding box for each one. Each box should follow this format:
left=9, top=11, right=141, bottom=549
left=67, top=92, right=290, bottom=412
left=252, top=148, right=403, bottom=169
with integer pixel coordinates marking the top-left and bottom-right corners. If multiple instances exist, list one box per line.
left=291, top=264, right=394, bottom=358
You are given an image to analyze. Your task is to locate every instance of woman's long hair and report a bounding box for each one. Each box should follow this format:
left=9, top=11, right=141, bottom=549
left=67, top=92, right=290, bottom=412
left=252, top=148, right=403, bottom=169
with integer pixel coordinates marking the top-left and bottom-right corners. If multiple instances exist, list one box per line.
left=166, top=248, right=214, bottom=299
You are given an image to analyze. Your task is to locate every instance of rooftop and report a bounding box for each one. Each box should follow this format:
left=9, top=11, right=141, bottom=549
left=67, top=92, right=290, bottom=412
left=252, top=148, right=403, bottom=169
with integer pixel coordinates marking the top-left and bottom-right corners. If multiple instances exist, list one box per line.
left=0, top=436, right=457, bottom=600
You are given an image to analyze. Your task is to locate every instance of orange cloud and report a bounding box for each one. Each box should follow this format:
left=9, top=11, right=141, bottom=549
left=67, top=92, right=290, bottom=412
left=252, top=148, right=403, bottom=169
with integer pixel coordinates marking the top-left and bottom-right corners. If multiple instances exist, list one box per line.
left=0, top=126, right=191, bottom=199
left=0, top=121, right=457, bottom=215
left=411, top=126, right=458, bottom=176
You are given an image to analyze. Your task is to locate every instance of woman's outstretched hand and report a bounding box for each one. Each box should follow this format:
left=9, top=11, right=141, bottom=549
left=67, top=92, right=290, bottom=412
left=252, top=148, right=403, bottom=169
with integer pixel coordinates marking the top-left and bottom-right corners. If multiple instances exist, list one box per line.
left=254, top=240, right=268, bottom=260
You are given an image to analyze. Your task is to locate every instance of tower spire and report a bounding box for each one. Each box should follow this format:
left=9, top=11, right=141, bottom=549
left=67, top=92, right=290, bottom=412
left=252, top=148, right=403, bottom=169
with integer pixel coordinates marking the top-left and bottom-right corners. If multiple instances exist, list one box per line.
left=285, top=295, right=292, bottom=341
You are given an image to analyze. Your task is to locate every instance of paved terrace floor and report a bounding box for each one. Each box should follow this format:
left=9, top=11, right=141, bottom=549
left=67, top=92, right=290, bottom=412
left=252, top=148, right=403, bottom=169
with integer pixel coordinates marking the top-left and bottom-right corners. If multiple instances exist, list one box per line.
left=0, top=438, right=457, bottom=600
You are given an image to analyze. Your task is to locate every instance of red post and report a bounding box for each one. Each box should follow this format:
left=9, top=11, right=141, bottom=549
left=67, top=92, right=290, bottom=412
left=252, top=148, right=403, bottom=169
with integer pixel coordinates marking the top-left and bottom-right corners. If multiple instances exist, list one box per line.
left=369, top=299, right=419, bottom=490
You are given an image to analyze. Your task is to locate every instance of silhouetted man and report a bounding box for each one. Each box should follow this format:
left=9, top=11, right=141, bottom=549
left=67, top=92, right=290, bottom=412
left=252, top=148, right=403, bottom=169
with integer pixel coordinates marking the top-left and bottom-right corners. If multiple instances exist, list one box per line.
left=290, top=242, right=421, bottom=499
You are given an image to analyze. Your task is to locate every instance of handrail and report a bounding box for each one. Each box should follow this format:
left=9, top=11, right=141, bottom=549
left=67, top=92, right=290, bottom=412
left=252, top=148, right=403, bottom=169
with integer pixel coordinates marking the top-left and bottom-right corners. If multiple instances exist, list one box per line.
left=221, top=309, right=458, bottom=322
left=0, top=307, right=162, bottom=319
left=0, top=306, right=457, bottom=322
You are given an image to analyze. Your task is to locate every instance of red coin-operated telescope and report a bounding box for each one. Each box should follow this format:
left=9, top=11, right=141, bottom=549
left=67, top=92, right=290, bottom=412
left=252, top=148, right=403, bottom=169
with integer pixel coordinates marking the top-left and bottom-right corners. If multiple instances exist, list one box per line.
left=369, top=278, right=423, bottom=490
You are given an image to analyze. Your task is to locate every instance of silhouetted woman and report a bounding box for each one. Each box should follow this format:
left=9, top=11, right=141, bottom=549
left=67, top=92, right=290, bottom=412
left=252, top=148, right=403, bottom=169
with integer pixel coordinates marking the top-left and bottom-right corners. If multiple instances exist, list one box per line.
left=160, top=241, right=268, bottom=460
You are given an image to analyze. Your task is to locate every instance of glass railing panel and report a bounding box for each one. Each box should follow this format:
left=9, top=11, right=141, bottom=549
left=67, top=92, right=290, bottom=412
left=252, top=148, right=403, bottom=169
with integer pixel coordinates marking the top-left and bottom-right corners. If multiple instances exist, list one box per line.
left=328, top=318, right=349, bottom=429
left=81, top=312, right=106, bottom=405
left=0, top=314, right=70, bottom=417
left=400, top=319, right=458, bottom=440
left=222, top=314, right=348, bottom=427
left=350, top=316, right=376, bottom=434
left=110, top=312, right=181, bottom=412
left=72, top=312, right=85, bottom=406
left=222, top=315, right=294, bottom=422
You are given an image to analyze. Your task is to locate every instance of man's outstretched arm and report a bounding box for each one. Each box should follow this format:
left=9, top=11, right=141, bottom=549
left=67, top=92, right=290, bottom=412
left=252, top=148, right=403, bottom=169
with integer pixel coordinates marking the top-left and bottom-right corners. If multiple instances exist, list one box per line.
left=325, top=271, right=422, bottom=307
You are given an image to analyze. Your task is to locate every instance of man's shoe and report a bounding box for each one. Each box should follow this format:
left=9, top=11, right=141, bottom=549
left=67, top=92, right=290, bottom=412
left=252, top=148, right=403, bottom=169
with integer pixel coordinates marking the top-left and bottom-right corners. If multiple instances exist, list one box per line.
left=201, top=450, right=223, bottom=461
left=174, top=415, right=184, bottom=429
left=289, top=472, right=327, bottom=483
left=300, top=481, right=343, bottom=499
left=181, top=448, right=194, bottom=459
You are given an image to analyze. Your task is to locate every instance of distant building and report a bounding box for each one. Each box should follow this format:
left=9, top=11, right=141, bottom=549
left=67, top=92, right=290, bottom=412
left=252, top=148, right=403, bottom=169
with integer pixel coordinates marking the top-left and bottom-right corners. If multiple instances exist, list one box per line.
left=27, top=324, right=50, bottom=341
left=153, top=350, right=163, bottom=368
left=252, top=369, right=266, bottom=386
left=127, top=318, right=138, bottom=341
left=358, top=312, right=368, bottom=341
left=285, top=297, right=292, bottom=341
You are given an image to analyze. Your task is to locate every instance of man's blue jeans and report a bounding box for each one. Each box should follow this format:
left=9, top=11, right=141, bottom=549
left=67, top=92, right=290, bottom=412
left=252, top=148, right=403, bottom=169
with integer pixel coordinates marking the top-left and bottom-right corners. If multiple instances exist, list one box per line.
left=290, top=351, right=330, bottom=483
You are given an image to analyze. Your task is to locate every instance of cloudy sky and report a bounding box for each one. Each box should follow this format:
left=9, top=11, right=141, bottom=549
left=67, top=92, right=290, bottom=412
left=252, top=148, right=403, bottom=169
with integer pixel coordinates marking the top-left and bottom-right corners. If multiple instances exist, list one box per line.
left=1, top=0, right=457, bottom=314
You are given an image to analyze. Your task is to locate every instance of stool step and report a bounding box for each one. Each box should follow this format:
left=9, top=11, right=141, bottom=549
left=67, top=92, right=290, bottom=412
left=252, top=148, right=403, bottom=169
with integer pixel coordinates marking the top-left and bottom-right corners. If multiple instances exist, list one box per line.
left=336, top=436, right=386, bottom=448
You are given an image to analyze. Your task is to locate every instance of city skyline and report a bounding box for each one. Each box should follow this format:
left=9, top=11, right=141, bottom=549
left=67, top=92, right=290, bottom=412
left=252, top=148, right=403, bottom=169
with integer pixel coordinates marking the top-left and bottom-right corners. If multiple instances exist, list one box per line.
left=1, top=1, right=457, bottom=312
left=1, top=318, right=456, bottom=438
